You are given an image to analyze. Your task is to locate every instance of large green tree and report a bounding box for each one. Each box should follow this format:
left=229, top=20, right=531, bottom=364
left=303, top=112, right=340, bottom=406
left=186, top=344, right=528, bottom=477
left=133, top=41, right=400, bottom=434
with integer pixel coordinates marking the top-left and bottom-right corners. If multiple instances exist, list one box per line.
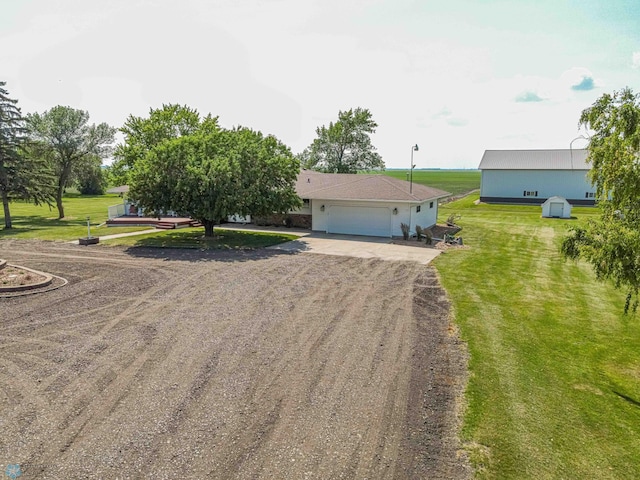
left=561, top=87, right=640, bottom=312
left=75, top=155, right=107, bottom=195
left=128, top=111, right=301, bottom=237
left=111, top=104, right=208, bottom=186
left=26, top=106, right=116, bottom=219
left=300, top=107, right=385, bottom=173
left=0, top=82, right=55, bottom=229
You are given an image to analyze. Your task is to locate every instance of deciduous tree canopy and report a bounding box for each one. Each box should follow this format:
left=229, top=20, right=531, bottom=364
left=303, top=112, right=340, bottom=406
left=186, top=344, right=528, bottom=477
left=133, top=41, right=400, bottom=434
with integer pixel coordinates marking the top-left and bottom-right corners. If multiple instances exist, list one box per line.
left=127, top=108, right=301, bottom=237
left=26, top=106, right=115, bottom=218
left=111, top=104, right=212, bottom=186
left=76, top=155, right=107, bottom=195
left=300, top=107, right=385, bottom=173
left=561, top=87, right=640, bottom=312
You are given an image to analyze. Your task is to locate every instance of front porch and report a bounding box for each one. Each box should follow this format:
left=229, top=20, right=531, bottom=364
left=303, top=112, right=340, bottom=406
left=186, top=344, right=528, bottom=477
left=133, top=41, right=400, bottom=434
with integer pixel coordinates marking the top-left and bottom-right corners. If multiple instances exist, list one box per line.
left=107, top=200, right=201, bottom=230
left=106, top=216, right=201, bottom=230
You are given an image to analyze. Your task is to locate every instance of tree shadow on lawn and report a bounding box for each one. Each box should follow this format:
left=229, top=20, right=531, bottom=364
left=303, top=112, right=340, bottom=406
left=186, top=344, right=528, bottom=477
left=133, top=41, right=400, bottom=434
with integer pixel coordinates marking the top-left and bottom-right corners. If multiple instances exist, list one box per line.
left=0, top=215, right=90, bottom=236
left=116, top=229, right=301, bottom=263
left=613, top=390, right=640, bottom=408
left=122, top=244, right=297, bottom=264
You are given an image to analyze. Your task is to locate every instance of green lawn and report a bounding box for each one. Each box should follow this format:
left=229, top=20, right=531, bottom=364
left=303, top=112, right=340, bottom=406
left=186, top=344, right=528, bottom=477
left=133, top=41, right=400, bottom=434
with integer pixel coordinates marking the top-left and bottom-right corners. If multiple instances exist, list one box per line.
left=435, top=194, right=640, bottom=479
left=1, top=196, right=300, bottom=249
left=0, top=195, right=150, bottom=241
left=102, top=227, right=299, bottom=249
left=384, top=169, right=480, bottom=196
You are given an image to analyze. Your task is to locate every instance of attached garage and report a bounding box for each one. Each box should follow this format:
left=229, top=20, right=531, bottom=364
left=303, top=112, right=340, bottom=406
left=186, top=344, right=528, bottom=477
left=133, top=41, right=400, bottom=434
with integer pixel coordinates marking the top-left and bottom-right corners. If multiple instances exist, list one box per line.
left=541, top=196, right=572, bottom=218
left=327, top=205, right=391, bottom=237
left=296, top=171, right=450, bottom=237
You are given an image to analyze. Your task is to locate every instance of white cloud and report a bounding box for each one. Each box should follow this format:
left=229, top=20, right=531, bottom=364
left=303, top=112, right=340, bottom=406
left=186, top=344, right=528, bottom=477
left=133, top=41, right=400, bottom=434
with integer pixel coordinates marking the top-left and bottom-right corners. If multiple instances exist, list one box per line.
left=430, top=107, right=468, bottom=126
left=560, top=67, right=599, bottom=92
left=3, top=0, right=633, bottom=170
left=515, top=91, right=544, bottom=103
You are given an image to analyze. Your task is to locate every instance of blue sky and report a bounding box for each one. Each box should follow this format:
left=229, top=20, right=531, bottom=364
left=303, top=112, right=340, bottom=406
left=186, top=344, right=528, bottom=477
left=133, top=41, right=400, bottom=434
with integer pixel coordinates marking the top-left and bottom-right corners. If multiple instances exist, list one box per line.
left=2, top=0, right=639, bottom=168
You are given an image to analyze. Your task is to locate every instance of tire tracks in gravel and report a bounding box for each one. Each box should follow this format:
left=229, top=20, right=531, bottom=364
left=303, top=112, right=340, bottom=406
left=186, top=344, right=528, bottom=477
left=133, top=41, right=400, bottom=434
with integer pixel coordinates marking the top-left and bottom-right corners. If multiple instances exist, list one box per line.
left=2, top=246, right=218, bottom=472
left=137, top=254, right=325, bottom=477
left=1, top=241, right=470, bottom=479
left=25, top=262, right=226, bottom=472
left=206, top=258, right=419, bottom=479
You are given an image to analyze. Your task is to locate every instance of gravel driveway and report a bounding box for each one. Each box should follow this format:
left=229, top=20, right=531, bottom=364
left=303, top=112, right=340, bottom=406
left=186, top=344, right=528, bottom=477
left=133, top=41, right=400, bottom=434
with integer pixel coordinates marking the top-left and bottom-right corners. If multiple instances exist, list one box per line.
left=0, top=240, right=469, bottom=479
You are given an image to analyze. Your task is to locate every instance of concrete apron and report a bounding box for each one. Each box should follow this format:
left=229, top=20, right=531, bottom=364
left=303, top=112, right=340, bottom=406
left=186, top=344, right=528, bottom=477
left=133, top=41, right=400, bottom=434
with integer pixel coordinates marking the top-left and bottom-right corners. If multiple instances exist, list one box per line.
left=268, top=232, right=441, bottom=265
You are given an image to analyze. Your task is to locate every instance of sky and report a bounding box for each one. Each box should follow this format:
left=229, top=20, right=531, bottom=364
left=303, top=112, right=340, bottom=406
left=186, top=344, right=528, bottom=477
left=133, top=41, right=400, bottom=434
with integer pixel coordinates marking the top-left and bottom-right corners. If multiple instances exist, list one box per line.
left=2, top=0, right=639, bottom=169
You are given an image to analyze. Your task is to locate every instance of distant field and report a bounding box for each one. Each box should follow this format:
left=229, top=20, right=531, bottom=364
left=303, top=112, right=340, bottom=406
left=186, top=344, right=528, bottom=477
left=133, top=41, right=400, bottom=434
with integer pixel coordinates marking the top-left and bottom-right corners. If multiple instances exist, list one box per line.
left=384, top=169, right=480, bottom=196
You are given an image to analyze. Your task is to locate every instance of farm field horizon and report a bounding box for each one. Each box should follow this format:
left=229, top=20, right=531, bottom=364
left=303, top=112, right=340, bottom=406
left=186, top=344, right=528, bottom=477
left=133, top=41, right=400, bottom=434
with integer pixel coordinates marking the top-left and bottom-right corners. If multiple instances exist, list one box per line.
left=383, top=168, right=480, bottom=196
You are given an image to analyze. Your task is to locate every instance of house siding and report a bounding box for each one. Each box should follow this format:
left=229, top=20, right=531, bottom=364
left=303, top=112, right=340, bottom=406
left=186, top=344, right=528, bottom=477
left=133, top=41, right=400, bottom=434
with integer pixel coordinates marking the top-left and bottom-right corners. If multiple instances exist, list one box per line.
left=312, top=199, right=438, bottom=237
left=410, top=201, right=438, bottom=234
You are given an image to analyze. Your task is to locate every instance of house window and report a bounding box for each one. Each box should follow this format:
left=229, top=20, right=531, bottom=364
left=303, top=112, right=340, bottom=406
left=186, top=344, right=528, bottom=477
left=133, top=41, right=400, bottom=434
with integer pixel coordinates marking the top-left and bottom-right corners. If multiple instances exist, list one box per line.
left=302, top=199, right=310, bottom=207
left=430, top=201, right=434, bottom=208
left=523, top=191, right=538, bottom=197
left=416, top=205, right=421, bottom=213
left=585, top=192, right=595, bottom=198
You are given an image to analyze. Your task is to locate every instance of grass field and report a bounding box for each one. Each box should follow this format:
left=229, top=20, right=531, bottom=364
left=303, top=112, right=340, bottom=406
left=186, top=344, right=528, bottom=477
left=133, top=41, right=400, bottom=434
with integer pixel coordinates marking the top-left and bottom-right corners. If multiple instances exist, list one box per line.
left=435, top=194, right=640, bottom=479
left=384, top=169, right=480, bottom=196
left=0, top=196, right=299, bottom=248
left=102, top=227, right=299, bottom=249
left=0, top=195, right=150, bottom=241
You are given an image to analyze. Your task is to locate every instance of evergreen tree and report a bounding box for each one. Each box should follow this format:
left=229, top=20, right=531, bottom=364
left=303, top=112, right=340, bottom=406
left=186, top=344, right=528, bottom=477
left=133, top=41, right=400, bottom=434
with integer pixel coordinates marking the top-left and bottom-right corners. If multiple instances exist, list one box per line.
left=0, top=81, right=54, bottom=229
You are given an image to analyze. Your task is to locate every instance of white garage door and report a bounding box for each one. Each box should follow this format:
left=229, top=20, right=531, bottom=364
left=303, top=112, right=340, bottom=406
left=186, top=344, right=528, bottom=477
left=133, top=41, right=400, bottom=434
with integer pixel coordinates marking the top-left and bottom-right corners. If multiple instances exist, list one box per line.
left=327, top=205, right=392, bottom=237
left=549, top=202, right=564, bottom=217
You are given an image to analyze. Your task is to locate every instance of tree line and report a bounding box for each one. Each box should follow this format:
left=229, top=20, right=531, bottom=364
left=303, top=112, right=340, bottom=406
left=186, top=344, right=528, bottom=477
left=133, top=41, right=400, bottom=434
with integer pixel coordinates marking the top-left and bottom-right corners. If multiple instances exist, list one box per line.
left=4, top=79, right=640, bottom=313
left=0, top=81, right=385, bottom=232
left=0, top=83, right=116, bottom=226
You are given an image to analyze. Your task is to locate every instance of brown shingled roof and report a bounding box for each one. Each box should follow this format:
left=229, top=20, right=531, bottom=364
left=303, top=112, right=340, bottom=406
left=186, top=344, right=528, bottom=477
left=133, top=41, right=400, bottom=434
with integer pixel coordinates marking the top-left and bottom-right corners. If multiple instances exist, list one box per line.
left=296, top=171, right=450, bottom=202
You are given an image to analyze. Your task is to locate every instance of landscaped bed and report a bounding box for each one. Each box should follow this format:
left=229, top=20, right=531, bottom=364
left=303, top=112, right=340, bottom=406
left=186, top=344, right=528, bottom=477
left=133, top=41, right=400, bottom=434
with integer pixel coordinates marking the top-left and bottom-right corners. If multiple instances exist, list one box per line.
left=391, top=224, right=464, bottom=250
left=0, top=264, right=46, bottom=288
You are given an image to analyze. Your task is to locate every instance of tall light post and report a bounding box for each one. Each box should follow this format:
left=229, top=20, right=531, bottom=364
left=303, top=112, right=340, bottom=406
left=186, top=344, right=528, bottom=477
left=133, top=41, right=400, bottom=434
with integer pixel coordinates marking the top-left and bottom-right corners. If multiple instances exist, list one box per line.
left=410, top=144, right=419, bottom=194
left=569, top=134, right=589, bottom=169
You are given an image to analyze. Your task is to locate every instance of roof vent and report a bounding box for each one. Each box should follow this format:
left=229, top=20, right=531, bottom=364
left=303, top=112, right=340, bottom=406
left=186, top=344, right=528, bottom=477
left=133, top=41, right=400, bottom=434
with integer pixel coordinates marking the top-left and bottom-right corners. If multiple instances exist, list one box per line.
left=307, top=178, right=310, bottom=183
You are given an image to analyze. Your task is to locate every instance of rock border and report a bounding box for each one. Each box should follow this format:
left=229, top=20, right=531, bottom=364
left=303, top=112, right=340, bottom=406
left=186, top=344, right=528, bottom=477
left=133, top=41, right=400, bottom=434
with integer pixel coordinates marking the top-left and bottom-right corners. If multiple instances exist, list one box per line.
left=0, top=261, right=69, bottom=297
left=0, top=274, right=68, bottom=298
left=0, top=264, right=53, bottom=293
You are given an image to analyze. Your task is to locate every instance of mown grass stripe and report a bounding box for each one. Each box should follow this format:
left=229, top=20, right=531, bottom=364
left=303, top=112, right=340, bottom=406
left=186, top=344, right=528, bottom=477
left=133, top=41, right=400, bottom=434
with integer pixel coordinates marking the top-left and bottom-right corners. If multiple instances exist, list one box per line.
left=435, top=193, right=640, bottom=479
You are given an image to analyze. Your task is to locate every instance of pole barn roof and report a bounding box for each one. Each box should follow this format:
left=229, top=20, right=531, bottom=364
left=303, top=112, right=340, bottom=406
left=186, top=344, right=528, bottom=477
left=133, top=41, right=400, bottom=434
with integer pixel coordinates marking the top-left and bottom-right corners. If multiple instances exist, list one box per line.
left=479, top=149, right=590, bottom=170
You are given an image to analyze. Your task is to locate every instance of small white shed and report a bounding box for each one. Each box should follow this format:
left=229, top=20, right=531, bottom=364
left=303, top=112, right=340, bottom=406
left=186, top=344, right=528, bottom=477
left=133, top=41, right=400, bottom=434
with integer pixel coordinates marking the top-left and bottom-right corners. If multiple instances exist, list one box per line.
left=542, top=196, right=572, bottom=218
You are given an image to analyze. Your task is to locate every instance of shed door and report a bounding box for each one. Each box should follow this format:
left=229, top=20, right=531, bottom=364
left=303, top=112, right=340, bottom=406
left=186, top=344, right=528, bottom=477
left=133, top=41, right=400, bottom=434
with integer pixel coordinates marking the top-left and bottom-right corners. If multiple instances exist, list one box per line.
left=549, top=202, right=564, bottom=217
left=327, top=205, right=391, bottom=237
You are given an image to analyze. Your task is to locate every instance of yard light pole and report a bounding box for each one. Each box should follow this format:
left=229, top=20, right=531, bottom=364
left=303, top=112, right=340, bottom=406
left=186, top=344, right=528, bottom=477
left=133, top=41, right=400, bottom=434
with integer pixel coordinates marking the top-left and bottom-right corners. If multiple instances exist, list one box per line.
left=410, top=144, right=419, bottom=194
left=569, top=134, right=589, bottom=169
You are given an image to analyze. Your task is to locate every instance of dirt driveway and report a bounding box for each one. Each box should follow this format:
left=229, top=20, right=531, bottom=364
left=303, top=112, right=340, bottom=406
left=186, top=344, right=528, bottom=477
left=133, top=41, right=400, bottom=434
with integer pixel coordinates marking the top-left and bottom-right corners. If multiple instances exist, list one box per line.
left=0, top=240, right=469, bottom=479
